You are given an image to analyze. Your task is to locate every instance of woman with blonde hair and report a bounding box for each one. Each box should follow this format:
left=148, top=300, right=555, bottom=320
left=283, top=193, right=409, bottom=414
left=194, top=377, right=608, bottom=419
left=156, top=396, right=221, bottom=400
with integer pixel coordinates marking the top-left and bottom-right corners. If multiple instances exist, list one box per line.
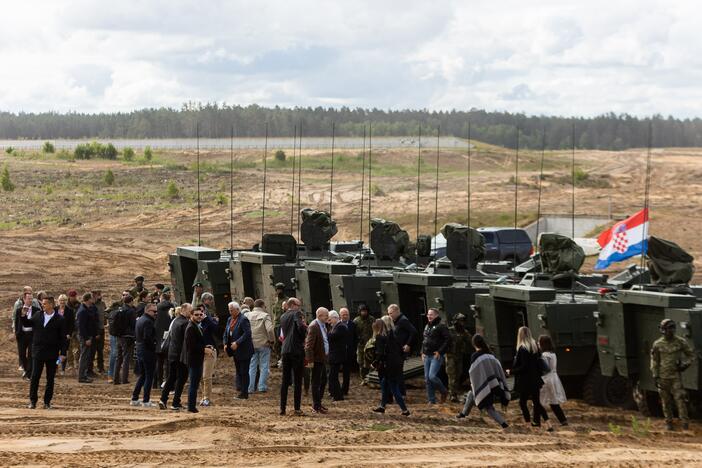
left=371, top=319, right=410, bottom=416
left=380, top=315, right=394, bottom=333
left=511, top=326, right=552, bottom=431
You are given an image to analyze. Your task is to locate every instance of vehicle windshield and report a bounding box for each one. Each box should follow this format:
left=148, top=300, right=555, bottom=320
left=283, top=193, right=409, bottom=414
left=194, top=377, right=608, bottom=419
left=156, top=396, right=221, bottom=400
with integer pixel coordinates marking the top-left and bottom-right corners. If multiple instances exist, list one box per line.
left=496, top=229, right=530, bottom=244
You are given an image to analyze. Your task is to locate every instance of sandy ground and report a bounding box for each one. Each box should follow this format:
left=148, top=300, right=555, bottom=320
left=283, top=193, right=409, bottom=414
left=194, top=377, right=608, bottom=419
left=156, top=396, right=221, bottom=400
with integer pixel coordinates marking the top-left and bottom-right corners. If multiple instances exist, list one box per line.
left=1, top=145, right=702, bottom=465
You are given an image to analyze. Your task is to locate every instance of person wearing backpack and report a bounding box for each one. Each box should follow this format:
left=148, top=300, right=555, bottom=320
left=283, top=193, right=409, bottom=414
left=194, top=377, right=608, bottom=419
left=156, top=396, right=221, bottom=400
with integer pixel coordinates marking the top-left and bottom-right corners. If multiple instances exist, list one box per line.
left=113, top=295, right=137, bottom=385
left=538, top=335, right=568, bottom=426
left=509, top=326, right=552, bottom=431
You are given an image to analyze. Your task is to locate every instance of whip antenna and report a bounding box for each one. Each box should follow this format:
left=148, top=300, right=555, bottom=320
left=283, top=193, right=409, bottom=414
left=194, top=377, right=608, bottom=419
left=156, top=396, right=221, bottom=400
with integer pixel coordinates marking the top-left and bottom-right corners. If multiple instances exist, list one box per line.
left=570, top=122, right=576, bottom=302
left=261, top=122, right=269, bottom=241
left=329, top=122, right=335, bottom=217
left=230, top=125, right=234, bottom=252
left=416, top=125, right=422, bottom=245
left=433, top=125, right=440, bottom=242
left=196, top=121, right=201, bottom=246
left=360, top=125, right=366, bottom=241
left=512, top=127, right=519, bottom=270
left=467, top=122, right=472, bottom=287
left=367, top=123, right=373, bottom=275
left=296, top=121, right=303, bottom=265
left=290, top=125, right=297, bottom=234
left=640, top=121, right=653, bottom=284
left=535, top=126, right=546, bottom=260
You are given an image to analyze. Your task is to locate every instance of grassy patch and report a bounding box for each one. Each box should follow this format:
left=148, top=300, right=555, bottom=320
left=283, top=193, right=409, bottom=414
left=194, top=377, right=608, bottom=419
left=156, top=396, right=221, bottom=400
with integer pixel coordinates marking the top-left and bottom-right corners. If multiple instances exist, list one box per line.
left=368, top=423, right=396, bottom=432
left=244, top=209, right=283, bottom=218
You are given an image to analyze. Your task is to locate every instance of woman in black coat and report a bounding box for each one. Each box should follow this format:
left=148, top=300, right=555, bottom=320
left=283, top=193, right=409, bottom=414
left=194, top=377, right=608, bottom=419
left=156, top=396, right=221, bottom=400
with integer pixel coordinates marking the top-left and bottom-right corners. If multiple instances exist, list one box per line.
left=372, top=319, right=410, bottom=416
left=510, top=326, right=552, bottom=431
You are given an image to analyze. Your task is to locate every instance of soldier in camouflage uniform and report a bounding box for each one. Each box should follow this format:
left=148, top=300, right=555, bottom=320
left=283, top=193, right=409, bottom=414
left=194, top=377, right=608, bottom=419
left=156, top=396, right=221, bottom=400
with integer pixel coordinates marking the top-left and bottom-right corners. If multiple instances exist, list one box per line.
left=650, top=319, right=695, bottom=430
left=353, top=304, right=374, bottom=384
left=129, top=275, right=145, bottom=299
left=446, top=313, right=473, bottom=402
left=271, top=283, right=288, bottom=367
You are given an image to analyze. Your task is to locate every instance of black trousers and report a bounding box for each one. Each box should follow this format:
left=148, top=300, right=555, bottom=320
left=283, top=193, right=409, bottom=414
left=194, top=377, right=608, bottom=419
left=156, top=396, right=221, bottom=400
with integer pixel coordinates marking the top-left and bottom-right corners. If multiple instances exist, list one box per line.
left=328, top=363, right=343, bottom=400
left=160, top=360, right=188, bottom=407
left=280, top=354, right=304, bottom=412
left=549, top=404, right=567, bottom=424
left=311, top=362, right=328, bottom=409
left=234, top=358, right=251, bottom=397
left=519, top=387, right=549, bottom=425
left=17, top=332, right=33, bottom=375
left=29, top=358, right=57, bottom=405
left=154, top=352, right=167, bottom=388
left=93, top=331, right=105, bottom=373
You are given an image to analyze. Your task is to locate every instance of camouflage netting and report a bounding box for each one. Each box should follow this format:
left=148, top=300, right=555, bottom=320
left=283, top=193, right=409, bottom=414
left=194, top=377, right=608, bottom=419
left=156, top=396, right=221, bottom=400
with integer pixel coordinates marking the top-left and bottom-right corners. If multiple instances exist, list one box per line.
left=370, top=218, right=410, bottom=261
left=538, top=233, right=585, bottom=274
left=646, top=236, right=695, bottom=285
left=300, top=208, right=338, bottom=250
left=441, top=223, right=485, bottom=268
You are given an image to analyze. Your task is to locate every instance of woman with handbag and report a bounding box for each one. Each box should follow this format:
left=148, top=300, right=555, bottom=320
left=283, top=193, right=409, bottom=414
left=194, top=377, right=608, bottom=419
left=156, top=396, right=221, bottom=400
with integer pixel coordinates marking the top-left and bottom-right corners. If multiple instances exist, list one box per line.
left=510, top=326, right=553, bottom=431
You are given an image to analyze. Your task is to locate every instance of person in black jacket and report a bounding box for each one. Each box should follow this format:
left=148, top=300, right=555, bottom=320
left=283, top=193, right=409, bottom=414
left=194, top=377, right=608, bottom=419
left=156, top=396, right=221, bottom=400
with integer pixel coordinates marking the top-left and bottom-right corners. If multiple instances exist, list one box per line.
left=76, top=293, right=98, bottom=383
left=279, top=298, right=307, bottom=415
left=182, top=306, right=206, bottom=413
left=14, top=292, right=37, bottom=380
left=224, top=301, right=254, bottom=400
left=387, top=304, right=417, bottom=397
left=154, top=292, right=174, bottom=388
left=421, top=308, right=451, bottom=404
left=327, top=311, right=348, bottom=402
left=339, top=308, right=355, bottom=396
left=131, top=303, right=158, bottom=407
left=159, top=304, right=192, bottom=410
left=509, top=326, right=552, bottom=431
left=22, top=295, right=67, bottom=409
left=372, top=319, right=410, bottom=416
left=114, top=295, right=137, bottom=385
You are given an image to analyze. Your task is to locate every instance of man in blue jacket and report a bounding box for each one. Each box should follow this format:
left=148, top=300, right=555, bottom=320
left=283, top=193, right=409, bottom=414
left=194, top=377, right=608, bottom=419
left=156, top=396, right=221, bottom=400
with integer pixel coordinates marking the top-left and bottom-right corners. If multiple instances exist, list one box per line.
left=131, top=303, right=158, bottom=407
left=223, top=301, right=254, bottom=400
left=76, top=293, right=98, bottom=384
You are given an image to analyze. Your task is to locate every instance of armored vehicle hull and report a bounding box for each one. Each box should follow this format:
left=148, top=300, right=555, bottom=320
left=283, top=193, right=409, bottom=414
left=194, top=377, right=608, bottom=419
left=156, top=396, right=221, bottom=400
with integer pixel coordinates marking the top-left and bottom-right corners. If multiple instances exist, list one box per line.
left=329, top=269, right=394, bottom=319
left=229, top=251, right=297, bottom=307
left=295, top=261, right=357, bottom=321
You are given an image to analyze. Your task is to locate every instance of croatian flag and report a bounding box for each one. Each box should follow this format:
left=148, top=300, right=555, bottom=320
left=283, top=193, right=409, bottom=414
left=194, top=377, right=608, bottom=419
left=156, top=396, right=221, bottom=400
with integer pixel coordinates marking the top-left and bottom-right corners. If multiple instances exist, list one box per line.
left=595, top=208, right=649, bottom=270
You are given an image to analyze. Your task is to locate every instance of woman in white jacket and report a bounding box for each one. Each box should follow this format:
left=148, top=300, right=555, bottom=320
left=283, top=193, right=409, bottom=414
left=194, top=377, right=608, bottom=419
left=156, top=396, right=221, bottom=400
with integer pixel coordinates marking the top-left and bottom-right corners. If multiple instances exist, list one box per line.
left=538, top=335, right=568, bottom=426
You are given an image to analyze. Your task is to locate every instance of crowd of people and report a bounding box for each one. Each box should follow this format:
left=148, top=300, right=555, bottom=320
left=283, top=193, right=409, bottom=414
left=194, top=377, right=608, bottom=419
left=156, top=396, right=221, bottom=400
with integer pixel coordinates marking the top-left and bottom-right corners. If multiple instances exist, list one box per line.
left=11, top=277, right=575, bottom=430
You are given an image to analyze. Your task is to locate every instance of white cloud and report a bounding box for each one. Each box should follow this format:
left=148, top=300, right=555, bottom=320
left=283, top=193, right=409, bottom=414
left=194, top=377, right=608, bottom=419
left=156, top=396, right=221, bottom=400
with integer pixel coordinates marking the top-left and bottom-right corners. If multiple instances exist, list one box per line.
left=0, top=0, right=700, bottom=117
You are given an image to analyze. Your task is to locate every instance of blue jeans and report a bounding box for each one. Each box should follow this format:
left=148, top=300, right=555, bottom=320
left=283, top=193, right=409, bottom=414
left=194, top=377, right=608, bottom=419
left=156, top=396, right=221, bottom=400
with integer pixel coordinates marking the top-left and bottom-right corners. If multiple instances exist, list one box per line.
left=380, top=377, right=407, bottom=411
left=108, top=335, right=117, bottom=378
left=248, top=347, right=271, bottom=393
left=423, top=354, right=447, bottom=403
left=188, top=364, right=203, bottom=411
left=132, top=348, right=156, bottom=402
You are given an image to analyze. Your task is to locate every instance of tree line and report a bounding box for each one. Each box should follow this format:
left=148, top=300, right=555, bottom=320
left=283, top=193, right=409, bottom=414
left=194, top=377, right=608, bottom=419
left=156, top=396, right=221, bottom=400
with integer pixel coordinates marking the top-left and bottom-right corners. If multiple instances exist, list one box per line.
left=1, top=103, right=701, bottom=150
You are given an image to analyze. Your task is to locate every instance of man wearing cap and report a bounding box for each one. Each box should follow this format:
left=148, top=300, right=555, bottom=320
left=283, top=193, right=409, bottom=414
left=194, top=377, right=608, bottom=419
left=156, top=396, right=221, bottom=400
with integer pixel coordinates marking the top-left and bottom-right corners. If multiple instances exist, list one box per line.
left=130, top=275, right=146, bottom=299
left=651, top=319, right=695, bottom=430
left=271, top=283, right=288, bottom=366
left=191, top=282, right=204, bottom=309
left=446, top=313, right=472, bottom=402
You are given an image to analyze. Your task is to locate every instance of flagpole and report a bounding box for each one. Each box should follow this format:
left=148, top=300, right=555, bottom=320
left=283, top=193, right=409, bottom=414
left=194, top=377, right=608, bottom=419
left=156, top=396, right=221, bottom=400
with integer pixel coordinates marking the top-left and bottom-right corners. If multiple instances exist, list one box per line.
left=640, top=121, right=653, bottom=286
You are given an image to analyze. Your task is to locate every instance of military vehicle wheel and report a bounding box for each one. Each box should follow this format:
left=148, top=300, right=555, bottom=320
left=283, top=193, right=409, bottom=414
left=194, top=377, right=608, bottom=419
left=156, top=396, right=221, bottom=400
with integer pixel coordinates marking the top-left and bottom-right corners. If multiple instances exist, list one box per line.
left=583, top=363, right=606, bottom=406
left=633, top=382, right=663, bottom=417
left=602, top=373, right=635, bottom=409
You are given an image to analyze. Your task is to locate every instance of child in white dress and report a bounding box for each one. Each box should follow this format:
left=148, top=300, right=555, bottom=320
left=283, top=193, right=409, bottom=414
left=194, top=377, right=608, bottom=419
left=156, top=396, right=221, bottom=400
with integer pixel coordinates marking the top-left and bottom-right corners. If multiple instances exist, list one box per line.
left=538, top=335, right=568, bottom=425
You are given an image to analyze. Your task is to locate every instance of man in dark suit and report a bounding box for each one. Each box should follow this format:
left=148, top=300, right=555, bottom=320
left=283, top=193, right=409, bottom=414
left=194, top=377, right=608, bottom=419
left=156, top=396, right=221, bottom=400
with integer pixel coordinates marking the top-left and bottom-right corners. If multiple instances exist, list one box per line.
left=279, top=298, right=307, bottom=415
left=14, top=292, right=37, bottom=380
left=181, top=305, right=206, bottom=413
left=327, top=310, right=348, bottom=402
left=154, top=291, right=174, bottom=388
left=21, top=295, right=67, bottom=409
left=305, top=307, right=330, bottom=414
left=76, top=293, right=98, bottom=383
left=339, top=307, right=356, bottom=396
left=224, top=301, right=254, bottom=400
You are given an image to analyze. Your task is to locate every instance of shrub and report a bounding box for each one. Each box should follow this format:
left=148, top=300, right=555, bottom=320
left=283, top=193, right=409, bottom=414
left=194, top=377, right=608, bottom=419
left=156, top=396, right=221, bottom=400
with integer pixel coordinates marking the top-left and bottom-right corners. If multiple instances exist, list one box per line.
left=56, top=149, right=74, bottom=161
left=215, top=193, right=227, bottom=205
left=42, top=141, right=55, bottom=153
left=574, top=167, right=589, bottom=183
left=371, top=183, right=386, bottom=197
left=102, top=143, right=118, bottom=160
left=1, top=164, right=15, bottom=191
left=144, top=146, right=153, bottom=162
left=122, top=147, right=135, bottom=161
left=166, top=180, right=179, bottom=199
left=104, top=169, right=115, bottom=186
left=74, top=143, right=93, bottom=160
left=274, top=150, right=286, bottom=161
left=45, top=185, right=53, bottom=195
left=5, top=146, right=14, bottom=154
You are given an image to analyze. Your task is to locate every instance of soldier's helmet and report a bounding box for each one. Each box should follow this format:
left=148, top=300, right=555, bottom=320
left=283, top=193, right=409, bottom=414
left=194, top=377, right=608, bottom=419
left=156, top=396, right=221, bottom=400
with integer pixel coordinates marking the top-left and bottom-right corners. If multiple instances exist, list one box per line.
left=660, top=318, right=676, bottom=332
left=453, top=313, right=466, bottom=323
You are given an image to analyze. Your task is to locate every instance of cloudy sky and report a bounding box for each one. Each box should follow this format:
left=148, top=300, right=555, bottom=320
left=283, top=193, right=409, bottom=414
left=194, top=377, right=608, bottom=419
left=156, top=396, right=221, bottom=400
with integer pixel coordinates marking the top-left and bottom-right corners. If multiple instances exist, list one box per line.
left=2, top=0, right=699, bottom=117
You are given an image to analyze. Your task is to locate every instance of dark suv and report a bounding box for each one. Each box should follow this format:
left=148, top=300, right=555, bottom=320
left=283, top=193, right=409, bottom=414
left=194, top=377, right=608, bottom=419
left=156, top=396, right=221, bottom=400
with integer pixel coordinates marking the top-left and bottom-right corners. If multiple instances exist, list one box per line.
left=477, top=227, right=533, bottom=265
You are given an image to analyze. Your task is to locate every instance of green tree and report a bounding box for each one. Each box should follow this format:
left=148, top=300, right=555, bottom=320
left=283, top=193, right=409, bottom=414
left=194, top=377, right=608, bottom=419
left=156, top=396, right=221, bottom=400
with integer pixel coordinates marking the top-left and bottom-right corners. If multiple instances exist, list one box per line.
left=104, top=169, right=115, bottom=186
left=144, top=146, right=153, bottom=162
left=74, top=143, right=93, bottom=160
left=103, top=143, right=118, bottom=160
left=166, top=180, right=179, bottom=198
left=274, top=149, right=286, bottom=161
left=122, top=147, right=135, bottom=161
left=42, top=141, right=55, bottom=153
left=1, top=164, right=15, bottom=191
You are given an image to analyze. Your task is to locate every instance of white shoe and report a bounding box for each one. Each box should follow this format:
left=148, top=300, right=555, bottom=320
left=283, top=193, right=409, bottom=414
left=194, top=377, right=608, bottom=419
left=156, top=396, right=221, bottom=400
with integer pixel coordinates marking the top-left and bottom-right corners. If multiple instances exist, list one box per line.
left=129, top=400, right=142, bottom=407
left=141, top=401, right=156, bottom=408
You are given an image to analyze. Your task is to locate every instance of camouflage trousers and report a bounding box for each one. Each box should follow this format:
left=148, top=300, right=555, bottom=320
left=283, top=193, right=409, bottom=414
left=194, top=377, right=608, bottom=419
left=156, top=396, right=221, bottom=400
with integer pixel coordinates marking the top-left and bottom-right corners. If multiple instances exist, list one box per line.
left=446, top=354, right=464, bottom=396
left=357, top=346, right=369, bottom=380
left=658, top=377, right=688, bottom=422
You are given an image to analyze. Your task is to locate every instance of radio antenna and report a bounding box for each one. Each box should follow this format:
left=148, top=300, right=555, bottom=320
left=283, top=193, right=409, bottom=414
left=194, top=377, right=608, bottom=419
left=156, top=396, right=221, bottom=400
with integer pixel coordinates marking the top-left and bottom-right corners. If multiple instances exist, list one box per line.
left=535, top=126, right=546, bottom=261
left=433, top=125, right=440, bottom=242
left=360, top=125, right=366, bottom=241
left=329, top=122, right=336, bottom=216
left=261, top=122, right=269, bottom=241
left=512, top=127, right=519, bottom=271
left=296, top=121, right=303, bottom=265
left=466, top=122, right=472, bottom=287
left=640, top=121, right=653, bottom=284
left=290, top=125, right=297, bottom=235
left=416, top=125, right=422, bottom=246
left=367, top=123, right=373, bottom=276
left=570, top=122, right=576, bottom=303
left=196, top=121, right=201, bottom=247
left=230, top=124, right=234, bottom=252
